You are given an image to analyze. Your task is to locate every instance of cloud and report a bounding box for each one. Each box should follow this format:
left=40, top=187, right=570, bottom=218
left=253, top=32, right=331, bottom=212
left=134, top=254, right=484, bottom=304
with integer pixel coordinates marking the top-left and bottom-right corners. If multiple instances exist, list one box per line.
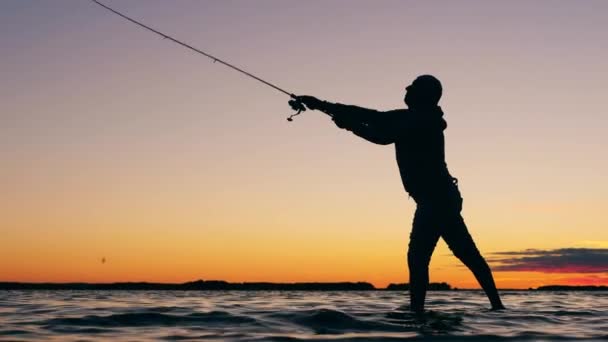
left=489, top=248, right=608, bottom=273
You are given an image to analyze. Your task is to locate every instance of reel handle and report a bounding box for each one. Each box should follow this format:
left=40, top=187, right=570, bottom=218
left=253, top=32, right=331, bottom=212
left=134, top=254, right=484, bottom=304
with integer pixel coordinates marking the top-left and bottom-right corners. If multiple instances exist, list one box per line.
left=287, top=94, right=306, bottom=122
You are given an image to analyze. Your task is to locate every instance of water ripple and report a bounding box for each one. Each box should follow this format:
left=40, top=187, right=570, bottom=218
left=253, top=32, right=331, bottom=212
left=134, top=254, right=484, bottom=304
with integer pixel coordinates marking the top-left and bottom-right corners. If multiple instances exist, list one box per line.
left=0, top=290, right=606, bottom=341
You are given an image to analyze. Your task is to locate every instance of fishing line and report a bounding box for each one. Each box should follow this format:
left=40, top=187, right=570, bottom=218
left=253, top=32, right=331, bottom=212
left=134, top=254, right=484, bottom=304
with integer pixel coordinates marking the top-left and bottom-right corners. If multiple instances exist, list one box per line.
left=90, top=0, right=307, bottom=121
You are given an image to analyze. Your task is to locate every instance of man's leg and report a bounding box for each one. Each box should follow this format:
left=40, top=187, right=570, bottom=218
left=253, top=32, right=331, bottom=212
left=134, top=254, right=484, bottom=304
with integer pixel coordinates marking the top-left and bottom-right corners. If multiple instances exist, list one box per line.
left=408, top=206, right=441, bottom=313
left=442, top=214, right=505, bottom=309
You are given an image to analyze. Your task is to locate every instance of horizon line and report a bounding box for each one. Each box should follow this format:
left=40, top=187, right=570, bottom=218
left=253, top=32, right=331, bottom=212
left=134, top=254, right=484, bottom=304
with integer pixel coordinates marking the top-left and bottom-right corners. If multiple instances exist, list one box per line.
left=1, top=280, right=606, bottom=291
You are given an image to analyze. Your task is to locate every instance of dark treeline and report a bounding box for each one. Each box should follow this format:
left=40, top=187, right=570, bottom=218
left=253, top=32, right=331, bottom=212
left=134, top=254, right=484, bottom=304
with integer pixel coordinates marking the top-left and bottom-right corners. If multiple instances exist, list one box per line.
left=0, top=280, right=374, bottom=291
left=386, top=282, right=452, bottom=291
left=0, top=281, right=604, bottom=291
left=0, top=280, right=448, bottom=291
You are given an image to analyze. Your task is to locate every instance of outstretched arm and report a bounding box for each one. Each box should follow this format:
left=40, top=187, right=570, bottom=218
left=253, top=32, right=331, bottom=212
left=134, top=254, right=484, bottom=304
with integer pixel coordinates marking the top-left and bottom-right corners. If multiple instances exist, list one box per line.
left=333, top=114, right=396, bottom=145
left=296, top=96, right=405, bottom=145
left=297, top=96, right=382, bottom=124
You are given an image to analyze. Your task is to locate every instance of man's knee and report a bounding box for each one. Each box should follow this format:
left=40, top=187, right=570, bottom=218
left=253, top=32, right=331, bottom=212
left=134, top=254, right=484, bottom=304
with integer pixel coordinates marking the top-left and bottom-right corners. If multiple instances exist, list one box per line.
left=407, top=246, right=432, bottom=271
left=442, top=219, right=484, bottom=265
left=451, top=245, right=487, bottom=269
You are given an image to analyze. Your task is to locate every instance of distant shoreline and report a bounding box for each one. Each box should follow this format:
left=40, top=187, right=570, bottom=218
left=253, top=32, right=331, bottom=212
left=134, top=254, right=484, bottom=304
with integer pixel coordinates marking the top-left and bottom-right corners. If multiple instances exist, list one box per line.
left=0, top=280, right=605, bottom=291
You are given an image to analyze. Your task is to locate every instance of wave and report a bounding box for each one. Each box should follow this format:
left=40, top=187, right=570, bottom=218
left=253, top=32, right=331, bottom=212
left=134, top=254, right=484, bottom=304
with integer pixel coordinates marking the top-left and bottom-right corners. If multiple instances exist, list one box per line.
left=289, top=308, right=406, bottom=333
left=41, top=310, right=261, bottom=328
left=265, top=307, right=465, bottom=335
left=2, top=290, right=606, bottom=341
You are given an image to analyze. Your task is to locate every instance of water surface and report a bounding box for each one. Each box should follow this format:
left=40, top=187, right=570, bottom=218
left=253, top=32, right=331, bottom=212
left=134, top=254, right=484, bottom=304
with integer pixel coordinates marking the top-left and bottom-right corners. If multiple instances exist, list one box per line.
left=0, top=290, right=606, bottom=341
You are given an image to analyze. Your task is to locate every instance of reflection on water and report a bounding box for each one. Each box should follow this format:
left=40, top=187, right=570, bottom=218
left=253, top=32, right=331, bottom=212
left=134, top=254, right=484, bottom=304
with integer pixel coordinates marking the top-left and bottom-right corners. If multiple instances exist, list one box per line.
left=0, top=290, right=606, bottom=341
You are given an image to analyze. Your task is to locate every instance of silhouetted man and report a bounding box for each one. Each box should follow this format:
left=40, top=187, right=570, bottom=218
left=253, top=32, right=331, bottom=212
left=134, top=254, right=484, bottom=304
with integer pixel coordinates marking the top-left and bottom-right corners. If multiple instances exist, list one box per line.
left=296, top=75, right=505, bottom=312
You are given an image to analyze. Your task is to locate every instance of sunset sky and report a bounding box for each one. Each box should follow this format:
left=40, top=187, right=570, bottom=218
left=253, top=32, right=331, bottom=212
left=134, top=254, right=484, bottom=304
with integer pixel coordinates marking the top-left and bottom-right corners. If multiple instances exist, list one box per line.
left=2, top=0, right=607, bottom=289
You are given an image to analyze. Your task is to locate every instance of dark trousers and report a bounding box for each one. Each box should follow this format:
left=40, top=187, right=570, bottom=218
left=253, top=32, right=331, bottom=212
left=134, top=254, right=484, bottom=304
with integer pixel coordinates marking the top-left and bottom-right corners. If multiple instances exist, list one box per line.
left=407, top=187, right=502, bottom=312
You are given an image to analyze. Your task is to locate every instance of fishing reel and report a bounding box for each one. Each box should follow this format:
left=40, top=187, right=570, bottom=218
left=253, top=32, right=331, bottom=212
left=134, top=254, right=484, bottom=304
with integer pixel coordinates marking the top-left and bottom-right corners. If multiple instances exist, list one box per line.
left=287, top=95, right=306, bottom=122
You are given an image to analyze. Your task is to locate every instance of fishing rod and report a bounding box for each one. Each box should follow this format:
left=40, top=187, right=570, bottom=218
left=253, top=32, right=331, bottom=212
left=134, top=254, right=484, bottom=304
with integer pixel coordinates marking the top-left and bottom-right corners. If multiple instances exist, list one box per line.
left=90, top=0, right=307, bottom=121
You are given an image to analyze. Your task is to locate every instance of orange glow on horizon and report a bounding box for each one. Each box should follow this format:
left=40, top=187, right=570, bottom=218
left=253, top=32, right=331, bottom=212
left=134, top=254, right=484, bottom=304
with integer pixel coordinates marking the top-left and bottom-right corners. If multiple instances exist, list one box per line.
left=2, top=1, right=607, bottom=290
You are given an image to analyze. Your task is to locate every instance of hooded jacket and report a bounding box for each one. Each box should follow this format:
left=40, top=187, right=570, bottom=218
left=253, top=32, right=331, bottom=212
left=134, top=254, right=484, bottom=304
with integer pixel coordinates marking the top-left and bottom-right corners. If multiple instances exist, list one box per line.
left=320, top=103, right=455, bottom=201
